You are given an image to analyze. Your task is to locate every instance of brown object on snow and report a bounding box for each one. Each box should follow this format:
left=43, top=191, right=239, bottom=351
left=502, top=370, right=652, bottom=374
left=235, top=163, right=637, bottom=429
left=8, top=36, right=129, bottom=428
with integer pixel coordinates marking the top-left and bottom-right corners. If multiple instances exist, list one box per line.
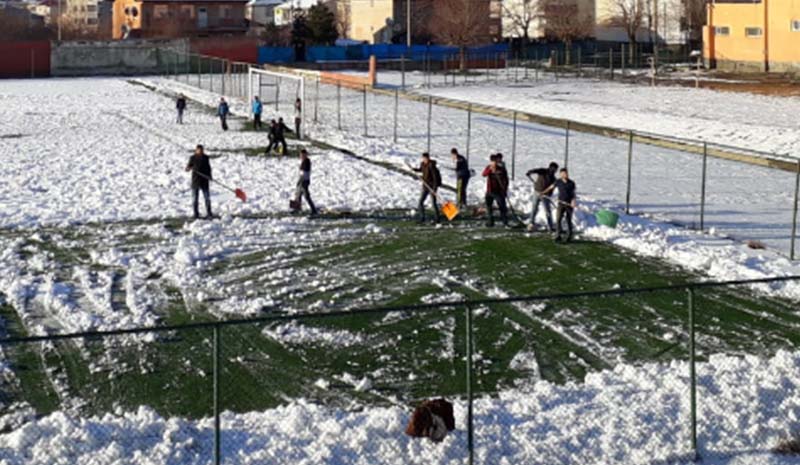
left=747, top=240, right=766, bottom=250
left=405, top=398, right=456, bottom=442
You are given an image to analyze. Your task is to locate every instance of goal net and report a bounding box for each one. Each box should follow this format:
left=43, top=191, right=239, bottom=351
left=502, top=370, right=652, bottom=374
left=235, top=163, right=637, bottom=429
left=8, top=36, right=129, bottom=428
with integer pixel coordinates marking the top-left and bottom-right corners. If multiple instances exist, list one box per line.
left=248, top=68, right=306, bottom=138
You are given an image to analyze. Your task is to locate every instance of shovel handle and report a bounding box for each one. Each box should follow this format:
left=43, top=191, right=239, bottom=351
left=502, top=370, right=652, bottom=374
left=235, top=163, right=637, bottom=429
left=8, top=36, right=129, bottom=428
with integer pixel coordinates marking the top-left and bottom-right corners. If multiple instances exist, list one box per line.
left=193, top=170, right=236, bottom=194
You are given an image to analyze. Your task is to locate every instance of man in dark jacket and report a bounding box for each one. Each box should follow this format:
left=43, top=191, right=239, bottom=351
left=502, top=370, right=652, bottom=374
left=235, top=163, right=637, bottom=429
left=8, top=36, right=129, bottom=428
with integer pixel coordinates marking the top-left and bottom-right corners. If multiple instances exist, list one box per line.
left=413, top=153, right=441, bottom=223
left=482, top=154, right=509, bottom=227
left=547, top=168, right=577, bottom=242
left=451, top=148, right=470, bottom=209
left=217, top=98, right=230, bottom=131
left=185, top=144, right=213, bottom=220
left=292, top=149, right=318, bottom=215
left=267, top=118, right=292, bottom=155
left=176, top=95, right=186, bottom=124
left=526, top=162, right=558, bottom=232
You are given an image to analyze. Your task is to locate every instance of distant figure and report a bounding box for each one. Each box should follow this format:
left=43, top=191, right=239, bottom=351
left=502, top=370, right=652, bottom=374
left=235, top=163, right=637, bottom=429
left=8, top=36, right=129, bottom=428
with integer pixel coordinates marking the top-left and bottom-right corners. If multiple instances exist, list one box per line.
left=217, top=97, right=229, bottom=131
left=252, top=96, right=263, bottom=130
left=548, top=168, right=577, bottom=243
left=292, top=149, right=317, bottom=215
left=294, top=98, right=302, bottom=139
left=185, top=144, right=213, bottom=220
left=526, top=162, right=559, bottom=232
left=413, top=152, right=442, bottom=224
left=451, top=148, right=470, bottom=209
left=176, top=94, right=186, bottom=124
left=267, top=118, right=292, bottom=155
left=482, top=154, right=509, bottom=227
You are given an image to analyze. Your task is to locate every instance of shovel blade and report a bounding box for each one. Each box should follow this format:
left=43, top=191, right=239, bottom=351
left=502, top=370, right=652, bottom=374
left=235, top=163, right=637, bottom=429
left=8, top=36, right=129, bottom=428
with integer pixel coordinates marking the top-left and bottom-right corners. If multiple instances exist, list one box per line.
left=441, top=202, right=459, bottom=221
left=235, top=189, right=247, bottom=203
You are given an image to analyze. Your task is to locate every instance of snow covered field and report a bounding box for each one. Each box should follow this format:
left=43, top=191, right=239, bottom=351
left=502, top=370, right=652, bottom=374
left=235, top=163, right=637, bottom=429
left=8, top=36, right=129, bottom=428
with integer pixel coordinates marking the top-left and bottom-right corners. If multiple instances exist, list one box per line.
left=3, top=351, right=800, bottom=465
left=2, top=75, right=800, bottom=465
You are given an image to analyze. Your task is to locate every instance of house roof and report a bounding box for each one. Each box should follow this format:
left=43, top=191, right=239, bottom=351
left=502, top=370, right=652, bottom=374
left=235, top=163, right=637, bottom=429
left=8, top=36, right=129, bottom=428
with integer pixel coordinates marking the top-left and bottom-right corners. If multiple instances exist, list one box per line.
left=141, top=0, right=248, bottom=3
left=275, top=0, right=317, bottom=9
left=246, top=0, right=282, bottom=5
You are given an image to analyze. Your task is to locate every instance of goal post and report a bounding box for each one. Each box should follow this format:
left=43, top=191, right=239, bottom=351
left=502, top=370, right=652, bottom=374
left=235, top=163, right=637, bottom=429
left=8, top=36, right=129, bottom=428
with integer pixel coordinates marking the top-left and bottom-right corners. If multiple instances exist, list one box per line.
left=248, top=67, right=306, bottom=139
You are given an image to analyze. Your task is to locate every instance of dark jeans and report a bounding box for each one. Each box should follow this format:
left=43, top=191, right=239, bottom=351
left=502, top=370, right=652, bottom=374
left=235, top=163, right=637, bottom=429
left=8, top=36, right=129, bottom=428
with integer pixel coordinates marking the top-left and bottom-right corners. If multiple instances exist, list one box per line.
left=254, top=113, right=262, bottom=130
left=294, top=180, right=317, bottom=214
left=556, top=204, right=574, bottom=240
left=295, top=117, right=301, bottom=139
left=457, top=177, right=469, bottom=208
left=192, top=185, right=212, bottom=219
left=177, top=109, right=184, bottom=124
left=219, top=115, right=228, bottom=131
left=267, top=137, right=287, bottom=155
left=418, top=187, right=440, bottom=222
left=485, top=193, right=508, bottom=226
left=531, top=195, right=554, bottom=230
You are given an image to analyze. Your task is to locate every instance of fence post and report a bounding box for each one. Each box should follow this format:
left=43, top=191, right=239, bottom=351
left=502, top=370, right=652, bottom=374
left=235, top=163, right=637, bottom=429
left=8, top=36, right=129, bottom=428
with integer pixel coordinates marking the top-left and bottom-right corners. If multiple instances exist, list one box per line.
left=609, top=48, right=614, bottom=80
left=426, top=95, right=432, bottom=153
left=577, top=48, right=582, bottom=77
left=210, top=59, right=214, bottom=94
left=626, top=131, right=634, bottom=214
left=221, top=60, right=226, bottom=96
left=700, top=142, right=708, bottom=231
left=362, top=84, right=368, bottom=137
left=466, top=104, right=472, bottom=164
left=511, top=111, right=518, bottom=180
left=621, top=44, right=626, bottom=76
left=401, top=54, right=406, bottom=90
left=275, top=77, right=280, bottom=112
left=687, top=289, right=698, bottom=462
left=213, top=324, right=221, bottom=465
left=564, top=121, right=570, bottom=168
left=30, top=49, right=35, bottom=78
left=337, top=82, right=342, bottom=130
left=314, top=77, right=319, bottom=124
left=791, top=160, right=800, bottom=260
left=197, top=55, right=201, bottom=88
left=393, top=88, right=399, bottom=144
left=465, top=305, right=474, bottom=465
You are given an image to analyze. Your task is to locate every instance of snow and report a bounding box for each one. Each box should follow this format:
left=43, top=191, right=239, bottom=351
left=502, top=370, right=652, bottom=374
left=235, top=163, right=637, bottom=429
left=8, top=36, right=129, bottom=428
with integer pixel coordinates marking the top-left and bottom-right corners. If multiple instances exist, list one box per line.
left=3, top=351, right=800, bottom=464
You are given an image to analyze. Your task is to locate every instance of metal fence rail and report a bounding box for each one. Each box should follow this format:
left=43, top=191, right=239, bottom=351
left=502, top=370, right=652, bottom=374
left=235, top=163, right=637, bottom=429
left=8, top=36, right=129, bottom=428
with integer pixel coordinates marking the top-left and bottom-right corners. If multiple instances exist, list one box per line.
left=1, top=276, right=800, bottom=464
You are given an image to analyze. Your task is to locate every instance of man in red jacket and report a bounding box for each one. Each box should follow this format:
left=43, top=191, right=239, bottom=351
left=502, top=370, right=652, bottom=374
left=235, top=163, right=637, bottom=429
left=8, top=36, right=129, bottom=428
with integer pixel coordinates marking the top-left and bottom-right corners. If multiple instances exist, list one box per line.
left=482, top=154, right=509, bottom=227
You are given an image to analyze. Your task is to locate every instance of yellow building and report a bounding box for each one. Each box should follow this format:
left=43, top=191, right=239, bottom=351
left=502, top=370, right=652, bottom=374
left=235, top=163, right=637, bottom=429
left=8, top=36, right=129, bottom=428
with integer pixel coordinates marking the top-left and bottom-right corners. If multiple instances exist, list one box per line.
left=341, top=0, right=395, bottom=43
left=704, top=0, right=800, bottom=72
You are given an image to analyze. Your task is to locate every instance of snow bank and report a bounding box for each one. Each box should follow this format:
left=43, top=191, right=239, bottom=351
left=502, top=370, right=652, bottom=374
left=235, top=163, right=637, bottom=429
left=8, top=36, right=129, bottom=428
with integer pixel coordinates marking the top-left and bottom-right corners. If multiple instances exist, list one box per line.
left=3, top=351, right=800, bottom=465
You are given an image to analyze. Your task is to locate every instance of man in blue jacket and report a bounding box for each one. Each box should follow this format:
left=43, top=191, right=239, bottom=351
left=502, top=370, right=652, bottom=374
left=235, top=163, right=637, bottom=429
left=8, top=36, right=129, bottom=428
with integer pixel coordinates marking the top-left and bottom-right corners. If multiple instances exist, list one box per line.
left=252, top=96, right=263, bottom=130
left=218, top=97, right=229, bottom=131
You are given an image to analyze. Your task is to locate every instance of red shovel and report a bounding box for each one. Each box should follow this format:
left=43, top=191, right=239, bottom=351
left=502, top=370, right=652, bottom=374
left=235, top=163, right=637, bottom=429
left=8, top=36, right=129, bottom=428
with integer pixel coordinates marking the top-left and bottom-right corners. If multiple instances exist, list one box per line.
left=194, top=171, right=247, bottom=203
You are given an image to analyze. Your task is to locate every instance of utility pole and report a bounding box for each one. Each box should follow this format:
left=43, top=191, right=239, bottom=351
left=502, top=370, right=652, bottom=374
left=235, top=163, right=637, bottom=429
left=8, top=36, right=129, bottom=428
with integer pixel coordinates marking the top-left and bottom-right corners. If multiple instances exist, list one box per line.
left=406, top=0, right=411, bottom=47
left=57, top=0, right=62, bottom=41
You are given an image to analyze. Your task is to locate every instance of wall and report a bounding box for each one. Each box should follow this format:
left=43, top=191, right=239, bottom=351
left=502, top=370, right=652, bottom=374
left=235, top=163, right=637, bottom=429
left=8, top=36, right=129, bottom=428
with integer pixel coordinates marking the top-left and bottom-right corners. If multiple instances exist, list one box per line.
left=347, top=0, right=394, bottom=44
left=50, top=39, right=190, bottom=76
left=766, top=0, right=800, bottom=72
left=0, top=41, right=51, bottom=78
left=707, top=1, right=766, bottom=71
left=192, top=36, right=259, bottom=62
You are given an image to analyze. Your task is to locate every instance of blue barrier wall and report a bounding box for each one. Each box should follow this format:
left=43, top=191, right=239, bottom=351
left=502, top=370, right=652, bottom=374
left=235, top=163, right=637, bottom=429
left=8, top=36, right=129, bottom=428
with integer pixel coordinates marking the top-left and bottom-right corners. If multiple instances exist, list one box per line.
left=257, top=47, right=295, bottom=64
left=265, top=43, right=510, bottom=64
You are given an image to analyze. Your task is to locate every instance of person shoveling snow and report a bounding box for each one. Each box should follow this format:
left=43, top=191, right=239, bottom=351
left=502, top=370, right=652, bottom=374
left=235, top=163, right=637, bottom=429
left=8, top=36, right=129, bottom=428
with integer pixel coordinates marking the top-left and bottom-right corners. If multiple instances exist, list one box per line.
left=289, top=149, right=318, bottom=216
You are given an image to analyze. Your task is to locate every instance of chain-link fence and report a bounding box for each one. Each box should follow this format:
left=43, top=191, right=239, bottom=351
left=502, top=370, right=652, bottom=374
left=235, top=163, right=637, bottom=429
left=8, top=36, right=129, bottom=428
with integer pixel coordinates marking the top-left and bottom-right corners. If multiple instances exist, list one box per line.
left=1, top=276, right=800, bottom=464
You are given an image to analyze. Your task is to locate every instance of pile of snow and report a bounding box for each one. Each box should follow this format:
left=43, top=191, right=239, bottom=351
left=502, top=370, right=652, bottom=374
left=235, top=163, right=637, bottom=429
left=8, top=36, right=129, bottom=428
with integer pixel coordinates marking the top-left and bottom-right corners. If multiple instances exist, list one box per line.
left=3, top=351, right=800, bottom=464
left=262, top=321, right=366, bottom=348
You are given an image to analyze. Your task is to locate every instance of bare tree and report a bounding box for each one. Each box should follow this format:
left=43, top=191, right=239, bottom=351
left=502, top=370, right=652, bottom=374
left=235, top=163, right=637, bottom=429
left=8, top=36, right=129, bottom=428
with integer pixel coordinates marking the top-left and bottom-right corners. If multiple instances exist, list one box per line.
left=540, top=0, right=593, bottom=64
left=333, top=0, right=351, bottom=39
left=432, top=0, right=494, bottom=71
left=681, top=0, right=706, bottom=44
left=606, top=0, right=646, bottom=64
left=502, top=0, right=541, bottom=43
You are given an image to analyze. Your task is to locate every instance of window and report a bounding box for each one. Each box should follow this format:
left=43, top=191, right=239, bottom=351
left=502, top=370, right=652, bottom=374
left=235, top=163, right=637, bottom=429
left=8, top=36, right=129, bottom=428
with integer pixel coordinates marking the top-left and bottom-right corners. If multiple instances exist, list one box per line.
left=792, top=20, right=800, bottom=32
left=714, top=26, right=730, bottom=36
left=87, top=17, right=97, bottom=24
left=745, top=27, right=763, bottom=37
left=86, top=4, right=96, bottom=12
left=220, top=5, right=232, bottom=18
left=153, top=5, right=168, bottom=19
left=181, top=5, right=194, bottom=18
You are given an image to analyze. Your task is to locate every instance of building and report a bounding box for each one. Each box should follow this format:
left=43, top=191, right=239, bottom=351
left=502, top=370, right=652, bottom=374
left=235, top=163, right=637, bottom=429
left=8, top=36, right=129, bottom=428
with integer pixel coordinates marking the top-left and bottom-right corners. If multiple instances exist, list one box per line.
left=337, top=0, right=502, bottom=45
left=273, top=0, right=318, bottom=26
left=246, top=0, right=281, bottom=29
left=704, top=0, right=800, bottom=72
left=595, top=0, right=687, bottom=45
left=113, top=0, right=249, bottom=39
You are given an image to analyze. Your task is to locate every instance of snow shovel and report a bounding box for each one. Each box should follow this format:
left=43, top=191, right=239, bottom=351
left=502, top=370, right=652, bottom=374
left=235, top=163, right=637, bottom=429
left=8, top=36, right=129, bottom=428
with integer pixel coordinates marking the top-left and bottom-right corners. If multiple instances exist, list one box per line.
left=406, top=162, right=460, bottom=221
left=194, top=171, right=247, bottom=203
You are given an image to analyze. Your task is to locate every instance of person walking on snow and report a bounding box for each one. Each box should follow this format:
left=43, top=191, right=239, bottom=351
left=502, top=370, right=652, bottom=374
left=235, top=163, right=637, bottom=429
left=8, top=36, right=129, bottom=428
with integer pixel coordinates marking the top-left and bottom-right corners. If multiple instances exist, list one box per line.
left=292, top=149, right=318, bottom=215
left=546, top=168, right=577, bottom=243
left=526, top=162, right=559, bottom=232
left=452, top=148, right=470, bottom=209
left=252, top=96, right=263, bottom=130
left=185, top=144, right=213, bottom=220
left=413, top=153, right=442, bottom=223
left=294, top=98, right=302, bottom=139
left=483, top=154, right=509, bottom=227
left=176, top=94, right=186, bottom=124
left=217, top=97, right=230, bottom=131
